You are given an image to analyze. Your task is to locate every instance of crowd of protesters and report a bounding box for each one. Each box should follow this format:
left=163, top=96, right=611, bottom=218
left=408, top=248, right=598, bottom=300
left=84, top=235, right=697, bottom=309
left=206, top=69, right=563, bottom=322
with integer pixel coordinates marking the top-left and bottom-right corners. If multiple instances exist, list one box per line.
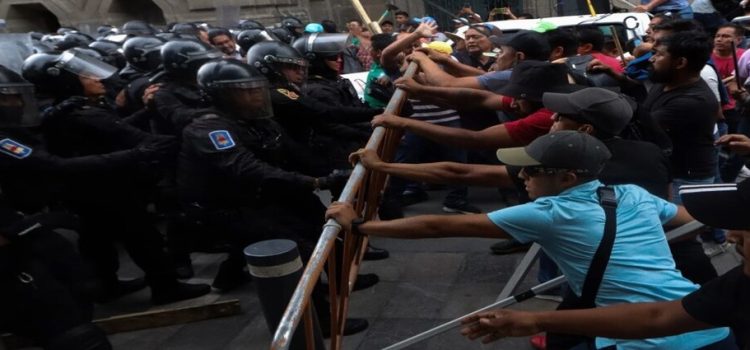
left=0, top=2, right=748, bottom=349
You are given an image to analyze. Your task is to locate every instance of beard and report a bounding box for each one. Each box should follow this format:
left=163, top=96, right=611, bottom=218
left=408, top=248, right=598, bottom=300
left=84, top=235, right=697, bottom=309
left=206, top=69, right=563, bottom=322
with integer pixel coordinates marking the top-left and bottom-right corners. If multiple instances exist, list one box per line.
left=648, top=65, right=675, bottom=84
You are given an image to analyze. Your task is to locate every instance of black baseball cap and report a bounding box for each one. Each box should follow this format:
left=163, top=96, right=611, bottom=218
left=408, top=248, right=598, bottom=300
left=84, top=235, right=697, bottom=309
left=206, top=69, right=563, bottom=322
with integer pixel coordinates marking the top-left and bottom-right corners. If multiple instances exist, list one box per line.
left=679, top=181, right=750, bottom=230
left=496, top=131, right=611, bottom=175
left=497, top=61, right=581, bottom=102
left=543, top=88, right=636, bottom=136
left=489, top=30, right=550, bottom=61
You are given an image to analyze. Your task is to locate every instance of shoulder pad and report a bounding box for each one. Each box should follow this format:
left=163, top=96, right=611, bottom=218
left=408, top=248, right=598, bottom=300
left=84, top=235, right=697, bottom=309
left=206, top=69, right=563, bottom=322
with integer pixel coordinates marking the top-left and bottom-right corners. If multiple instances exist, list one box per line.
left=276, top=88, right=299, bottom=100
left=0, top=138, right=33, bottom=159
left=208, top=130, right=236, bottom=150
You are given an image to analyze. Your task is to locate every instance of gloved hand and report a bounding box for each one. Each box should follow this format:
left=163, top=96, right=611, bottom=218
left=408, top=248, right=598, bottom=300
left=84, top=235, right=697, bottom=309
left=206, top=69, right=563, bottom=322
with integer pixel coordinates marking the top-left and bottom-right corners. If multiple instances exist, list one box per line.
left=41, top=96, right=88, bottom=121
left=135, top=135, right=178, bottom=161
left=317, top=169, right=352, bottom=195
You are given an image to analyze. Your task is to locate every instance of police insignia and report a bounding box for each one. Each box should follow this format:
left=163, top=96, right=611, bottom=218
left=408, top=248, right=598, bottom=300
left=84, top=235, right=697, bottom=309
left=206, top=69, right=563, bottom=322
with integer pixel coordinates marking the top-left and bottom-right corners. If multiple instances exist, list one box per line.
left=277, top=88, right=299, bottom=100
left=208, top=130, right=236, bottom=150
left=0, top=138, right=32, bottom=159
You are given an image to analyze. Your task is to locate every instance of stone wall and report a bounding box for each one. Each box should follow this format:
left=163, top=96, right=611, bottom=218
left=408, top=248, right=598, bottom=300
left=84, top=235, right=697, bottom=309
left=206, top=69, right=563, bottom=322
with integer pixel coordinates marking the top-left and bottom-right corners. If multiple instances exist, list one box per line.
left=0, top=0, right=426, bottom=33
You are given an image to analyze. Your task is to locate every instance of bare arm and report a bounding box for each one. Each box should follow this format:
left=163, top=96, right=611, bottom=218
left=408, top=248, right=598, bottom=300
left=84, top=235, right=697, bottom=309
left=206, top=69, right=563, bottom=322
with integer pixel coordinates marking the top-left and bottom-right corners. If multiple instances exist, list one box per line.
left=410, top=51, right=483, bottom=89
left=396, top=77, right=503, bottom=110
left=325, top=202, right=509, bottom=239
left=350, top=148, right=515, bottom=188
left=381, top=22, right=436, bottom=70
left=461, top=300, right=710, bottom=344
left=372, top=113, right=518, bottom=150
left=665, top=205, right=695, bottom=228
left=418, top=48, right=486, bottom=77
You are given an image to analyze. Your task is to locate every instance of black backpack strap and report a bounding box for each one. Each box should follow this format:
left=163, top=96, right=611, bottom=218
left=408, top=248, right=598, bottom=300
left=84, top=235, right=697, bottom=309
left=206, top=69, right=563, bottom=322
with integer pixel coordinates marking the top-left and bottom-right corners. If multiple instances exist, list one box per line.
left=580, top=186, right=618, bottom=307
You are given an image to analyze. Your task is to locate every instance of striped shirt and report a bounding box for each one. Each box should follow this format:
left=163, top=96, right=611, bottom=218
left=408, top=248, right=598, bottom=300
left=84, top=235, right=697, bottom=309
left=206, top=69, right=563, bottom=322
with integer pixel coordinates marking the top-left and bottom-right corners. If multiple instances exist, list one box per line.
left=408, top=99, right=461, bottom=125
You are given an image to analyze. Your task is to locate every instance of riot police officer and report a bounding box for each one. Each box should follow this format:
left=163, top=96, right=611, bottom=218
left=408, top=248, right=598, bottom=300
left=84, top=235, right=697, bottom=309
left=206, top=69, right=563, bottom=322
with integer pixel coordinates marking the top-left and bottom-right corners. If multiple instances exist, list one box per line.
left=21, top=51, right=211, bottom=305
left=0, top=64, right=113, bottom=350
left=246, top=41, right=381, bottom=176
left=178, top=59, right=371, bottom=335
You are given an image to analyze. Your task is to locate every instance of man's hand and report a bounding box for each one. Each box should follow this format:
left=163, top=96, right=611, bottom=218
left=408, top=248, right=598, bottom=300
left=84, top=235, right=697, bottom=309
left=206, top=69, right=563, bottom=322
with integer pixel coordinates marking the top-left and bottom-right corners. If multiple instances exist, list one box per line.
left=325, top=201, right=360, bottom=233
left=372, top=113, right=409, bottom=129
left=415, top=47, right=451, bottom=63
left=406, top=50, right=430, bottom=64
left=633, top=4, right=649, bottom=12
left=716, top=134, right=750, bottom=156
left=460, top=310, right=541, bottom=344
left=142, top=83, right=161, bottom=110
left=415, top=20, right=438, bottom=38
left=394, top=77, right=423, bottom=94
left=587, top=59, right=615, bottom=76
left=349, top=148, right=385, bottom=169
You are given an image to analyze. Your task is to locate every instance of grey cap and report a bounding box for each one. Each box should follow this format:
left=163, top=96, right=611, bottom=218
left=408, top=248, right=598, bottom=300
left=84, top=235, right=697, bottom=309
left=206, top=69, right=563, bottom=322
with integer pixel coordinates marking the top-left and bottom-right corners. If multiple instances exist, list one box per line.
left=543, top=87, right=635, bottom=136
left=496, top=131, right=611, bottom=175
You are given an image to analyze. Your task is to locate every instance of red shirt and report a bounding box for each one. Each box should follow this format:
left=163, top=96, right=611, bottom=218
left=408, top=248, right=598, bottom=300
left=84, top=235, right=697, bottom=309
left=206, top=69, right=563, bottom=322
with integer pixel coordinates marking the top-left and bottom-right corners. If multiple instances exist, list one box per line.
left=712, top=49, right=745, bottom=110
left=591, top=52, right=624, bottom=73
left=503, top=107, right=556, bottom=145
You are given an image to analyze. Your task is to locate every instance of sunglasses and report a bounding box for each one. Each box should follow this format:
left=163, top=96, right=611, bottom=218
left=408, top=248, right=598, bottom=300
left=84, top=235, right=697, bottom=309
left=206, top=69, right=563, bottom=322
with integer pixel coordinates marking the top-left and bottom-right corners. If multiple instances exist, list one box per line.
left=521, top=166, right=587, bottom=177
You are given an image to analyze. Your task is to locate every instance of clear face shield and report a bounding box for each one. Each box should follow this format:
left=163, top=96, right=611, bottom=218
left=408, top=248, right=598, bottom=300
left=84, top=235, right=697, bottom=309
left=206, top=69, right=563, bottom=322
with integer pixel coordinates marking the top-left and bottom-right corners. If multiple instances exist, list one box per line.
left=56, top=50, right=118, bottom=80
left=0, top=82, right=40, bottom=127
left=222, top=78, right=274, bottom=120
left=306, top=33, right=350, bottom=57
left=266, top=54, right=307, bottom=87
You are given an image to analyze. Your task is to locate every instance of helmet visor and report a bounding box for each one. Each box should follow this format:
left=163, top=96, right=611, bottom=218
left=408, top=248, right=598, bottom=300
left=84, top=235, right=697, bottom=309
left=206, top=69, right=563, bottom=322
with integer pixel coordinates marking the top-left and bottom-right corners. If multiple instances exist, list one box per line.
left=0, top=83, right=40, bottom=127
left=58, top=50, right=117, bottom=80
left=305, top=33, right=350, bottom=56
left=226, top=83, right=274, bottom=120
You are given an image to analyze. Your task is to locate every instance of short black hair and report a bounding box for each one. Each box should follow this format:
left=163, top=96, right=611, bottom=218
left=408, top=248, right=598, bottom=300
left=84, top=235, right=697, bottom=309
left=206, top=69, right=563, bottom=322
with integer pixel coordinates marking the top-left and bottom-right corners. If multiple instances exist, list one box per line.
left=381, top=20, right=394, bottom=26
left=546, top=28, right=578, bottom=57
left=652, top=19, right=702, bottom=33
left=371, top=33, right=396, bottom=51
left=660, top=31, right=712, bottom=73
left=576, top=27, right=604, bottom=52
left=394, top=10, right=409, bottom=17
left=321, top=19, right=337, bottom=33
left=208, top=28, right=233, bottom=42
left=717, top=22, right=745, bottom=37
left=348, top=19, right=363, bottom=26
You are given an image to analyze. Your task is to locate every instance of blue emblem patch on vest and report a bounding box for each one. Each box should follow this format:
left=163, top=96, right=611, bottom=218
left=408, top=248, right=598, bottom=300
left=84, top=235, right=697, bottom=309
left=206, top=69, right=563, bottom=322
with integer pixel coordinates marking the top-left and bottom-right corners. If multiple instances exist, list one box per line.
left=208, top=130, right=236, bottom=150
left=0, top=138, right=32, bottom=159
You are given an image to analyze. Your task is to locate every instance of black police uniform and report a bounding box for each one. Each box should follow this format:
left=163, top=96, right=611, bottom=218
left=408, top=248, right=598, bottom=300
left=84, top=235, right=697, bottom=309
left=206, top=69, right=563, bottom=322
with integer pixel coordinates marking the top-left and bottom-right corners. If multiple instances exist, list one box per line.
left=270, top=83, right=379, bottom=175
left=41, top=101, right=185, bottom=297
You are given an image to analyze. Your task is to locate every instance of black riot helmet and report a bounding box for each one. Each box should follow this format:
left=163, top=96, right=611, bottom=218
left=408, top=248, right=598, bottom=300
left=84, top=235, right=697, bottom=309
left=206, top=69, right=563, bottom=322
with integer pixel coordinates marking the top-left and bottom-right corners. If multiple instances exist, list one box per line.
left=238, top=19, right=265, bottom=31
left=0, top=65, right=40, bottom=127
left=22, top=51, right=117, bottom=97
left=236, top=29, right=277, bottom=56
left=122, top=20, right=157, bottom=36
left=246, top=41, right=308, bottom=84
left=161, top=39, right=222, bottom=78
left=280, top=16, right=305, bottom=36
left=292, top=33, right=349, bottom=78
left=271, top=27, right=295, bottom=44
left=89, top=40, right=126, bottom=69
left=123, top=36, right=165, bottom=73
left=97, top=25, right=117, bottom=38
left=54, top=32, right=95, bottom=51
left=197, top=59, right=273, bottom=120
left=291, top=33, right=349, bottom=61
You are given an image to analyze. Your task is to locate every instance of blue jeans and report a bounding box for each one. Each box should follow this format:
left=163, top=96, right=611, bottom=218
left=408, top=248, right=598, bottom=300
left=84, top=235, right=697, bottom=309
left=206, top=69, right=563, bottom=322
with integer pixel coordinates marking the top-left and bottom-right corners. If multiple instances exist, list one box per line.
left=386, top=120, right=469, bottom=206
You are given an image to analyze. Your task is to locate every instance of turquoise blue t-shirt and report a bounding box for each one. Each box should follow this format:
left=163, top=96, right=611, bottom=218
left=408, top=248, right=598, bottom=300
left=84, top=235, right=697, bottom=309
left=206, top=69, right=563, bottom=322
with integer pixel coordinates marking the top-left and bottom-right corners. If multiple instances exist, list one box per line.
left=487, top=180, right=729, bottom=349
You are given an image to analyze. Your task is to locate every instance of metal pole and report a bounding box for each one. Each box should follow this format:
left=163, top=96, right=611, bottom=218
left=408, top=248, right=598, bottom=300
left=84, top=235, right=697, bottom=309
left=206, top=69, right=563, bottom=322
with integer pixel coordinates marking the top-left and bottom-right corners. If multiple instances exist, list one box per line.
left=495, top=243, right=542, bottom=301
left=245, top=239, right=325, bottom=350
left=381, top=276, right=568, bottom=350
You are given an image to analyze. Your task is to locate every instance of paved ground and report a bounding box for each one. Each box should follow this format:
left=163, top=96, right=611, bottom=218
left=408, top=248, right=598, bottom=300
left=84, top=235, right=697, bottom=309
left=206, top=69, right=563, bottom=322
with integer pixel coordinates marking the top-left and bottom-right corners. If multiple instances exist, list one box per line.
left=10, top=187, right=742, bottom=350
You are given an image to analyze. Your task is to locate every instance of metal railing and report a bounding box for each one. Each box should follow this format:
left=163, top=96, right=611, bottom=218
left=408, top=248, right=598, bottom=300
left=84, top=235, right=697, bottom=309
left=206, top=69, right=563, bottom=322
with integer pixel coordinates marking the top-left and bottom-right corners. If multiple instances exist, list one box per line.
left=270, top=1, right=417, bottom=344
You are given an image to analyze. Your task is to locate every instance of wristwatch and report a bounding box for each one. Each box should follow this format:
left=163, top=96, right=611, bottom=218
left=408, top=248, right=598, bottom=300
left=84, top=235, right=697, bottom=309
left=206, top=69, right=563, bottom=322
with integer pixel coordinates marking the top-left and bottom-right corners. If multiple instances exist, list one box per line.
left=350, top=218, right=366, bottom=236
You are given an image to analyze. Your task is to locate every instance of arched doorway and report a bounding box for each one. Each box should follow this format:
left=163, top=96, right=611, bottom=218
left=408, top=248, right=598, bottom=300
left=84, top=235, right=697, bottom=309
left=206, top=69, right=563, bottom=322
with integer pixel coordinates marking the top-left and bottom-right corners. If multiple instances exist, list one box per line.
left=6, top=3, right=60, bottom=33
left=108, top=0, right=167, bottom=26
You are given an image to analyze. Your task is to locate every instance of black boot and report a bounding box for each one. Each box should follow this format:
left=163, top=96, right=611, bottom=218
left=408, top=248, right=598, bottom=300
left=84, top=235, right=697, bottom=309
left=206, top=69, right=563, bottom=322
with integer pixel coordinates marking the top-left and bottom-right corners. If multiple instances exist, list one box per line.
left=94, top=277, right=148, bottom=303
left=150, top=281, right=211, bottom=305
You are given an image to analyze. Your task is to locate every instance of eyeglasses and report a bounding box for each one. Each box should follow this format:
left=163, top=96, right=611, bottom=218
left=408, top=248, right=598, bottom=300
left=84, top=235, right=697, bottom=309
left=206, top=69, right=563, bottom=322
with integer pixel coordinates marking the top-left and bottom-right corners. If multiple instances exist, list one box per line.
left=521, top=166, right=589, bottom=177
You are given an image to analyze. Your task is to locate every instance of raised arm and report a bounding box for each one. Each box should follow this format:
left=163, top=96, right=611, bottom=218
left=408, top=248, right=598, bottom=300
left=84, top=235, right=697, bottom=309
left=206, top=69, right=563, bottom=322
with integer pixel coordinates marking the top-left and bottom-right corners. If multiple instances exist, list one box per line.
left=410, top=51, right=483, bottom=89
left=395, top=76, right=503, bottom=110
left=380, top=21, right=437, bottom=71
